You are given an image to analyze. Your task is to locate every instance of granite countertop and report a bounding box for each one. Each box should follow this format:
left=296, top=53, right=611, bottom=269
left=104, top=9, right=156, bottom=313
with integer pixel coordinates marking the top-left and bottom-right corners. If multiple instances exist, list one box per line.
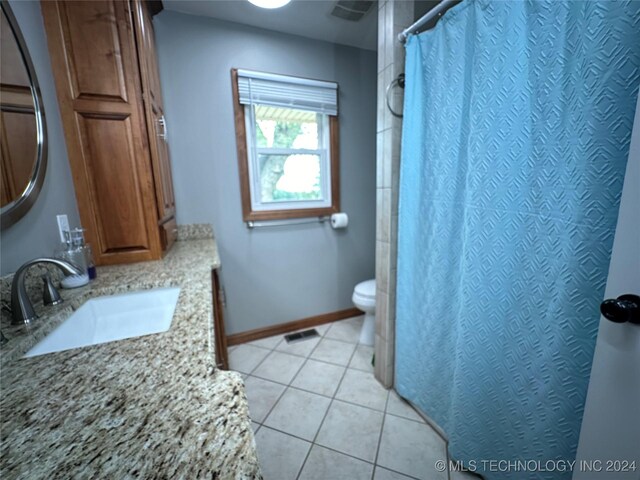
left=0, top=225, right=262, bottom=479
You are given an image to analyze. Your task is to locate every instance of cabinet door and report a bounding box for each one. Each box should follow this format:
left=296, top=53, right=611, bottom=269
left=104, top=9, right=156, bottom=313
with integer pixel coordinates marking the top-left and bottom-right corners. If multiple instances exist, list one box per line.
left=41, top=0, right=162, bottom=265
left=133, top=0, right=176, bottom=226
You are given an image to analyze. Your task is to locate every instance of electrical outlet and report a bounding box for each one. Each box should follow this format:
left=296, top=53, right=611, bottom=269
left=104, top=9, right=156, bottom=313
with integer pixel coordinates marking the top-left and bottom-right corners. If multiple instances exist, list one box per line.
left=56, top=214, right=69, bottom=243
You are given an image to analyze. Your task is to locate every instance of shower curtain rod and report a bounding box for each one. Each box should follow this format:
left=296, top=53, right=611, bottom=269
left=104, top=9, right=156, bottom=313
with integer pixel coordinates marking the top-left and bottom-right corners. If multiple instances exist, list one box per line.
left=398, top=0, right=458, bottom=43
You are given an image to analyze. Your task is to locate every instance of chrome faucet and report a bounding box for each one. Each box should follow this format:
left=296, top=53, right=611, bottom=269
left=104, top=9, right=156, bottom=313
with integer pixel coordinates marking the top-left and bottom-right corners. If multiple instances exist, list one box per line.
left=10, top=258, right=82, bottom=326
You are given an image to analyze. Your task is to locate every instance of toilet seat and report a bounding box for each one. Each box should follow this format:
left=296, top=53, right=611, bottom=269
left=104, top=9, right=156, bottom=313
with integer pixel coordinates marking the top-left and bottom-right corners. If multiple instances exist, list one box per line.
left=352, top=279, right=376, bottom=346
left=354, top=279, right=376, bottom=298
left=353, top=279, right=376, bottom=309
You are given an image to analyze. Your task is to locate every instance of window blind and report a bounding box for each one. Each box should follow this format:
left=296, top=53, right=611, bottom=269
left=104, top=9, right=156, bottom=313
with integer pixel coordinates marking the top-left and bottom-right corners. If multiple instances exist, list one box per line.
left=237, top=69, right=338, bottom=116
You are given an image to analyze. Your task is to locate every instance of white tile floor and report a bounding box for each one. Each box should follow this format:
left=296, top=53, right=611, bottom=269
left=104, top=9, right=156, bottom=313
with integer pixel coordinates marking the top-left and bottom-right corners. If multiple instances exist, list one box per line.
left=229, top=316, right=474, bottom=480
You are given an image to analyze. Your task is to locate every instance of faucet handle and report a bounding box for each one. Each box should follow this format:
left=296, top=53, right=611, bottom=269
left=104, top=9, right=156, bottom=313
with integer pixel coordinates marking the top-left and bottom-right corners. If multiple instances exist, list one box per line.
left=42, top=274, right=63, bottom=306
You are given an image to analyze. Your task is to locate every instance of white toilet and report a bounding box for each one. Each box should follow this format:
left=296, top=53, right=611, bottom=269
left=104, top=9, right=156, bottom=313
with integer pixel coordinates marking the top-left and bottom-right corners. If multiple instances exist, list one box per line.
left=352, top=279, right=376, bottom=346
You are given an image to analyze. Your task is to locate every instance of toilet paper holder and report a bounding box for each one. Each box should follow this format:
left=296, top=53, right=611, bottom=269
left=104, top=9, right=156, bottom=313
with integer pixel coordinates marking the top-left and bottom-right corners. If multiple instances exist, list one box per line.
left=330, top=212, right=349, bottom=229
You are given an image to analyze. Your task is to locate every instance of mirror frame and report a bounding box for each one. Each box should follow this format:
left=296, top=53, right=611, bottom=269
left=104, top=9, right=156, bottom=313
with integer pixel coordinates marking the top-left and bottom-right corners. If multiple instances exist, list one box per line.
left=0, top=0, right=47, bottom=229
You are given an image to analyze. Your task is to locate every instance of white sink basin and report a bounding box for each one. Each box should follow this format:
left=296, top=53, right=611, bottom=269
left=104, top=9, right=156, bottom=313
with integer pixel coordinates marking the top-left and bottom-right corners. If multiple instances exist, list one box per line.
left=24, top=287, right=181, bottom=358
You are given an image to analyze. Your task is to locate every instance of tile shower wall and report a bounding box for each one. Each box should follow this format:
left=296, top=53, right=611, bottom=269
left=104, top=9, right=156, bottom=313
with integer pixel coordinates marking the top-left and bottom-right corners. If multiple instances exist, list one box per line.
left=375, top=0, right=413, bottom=387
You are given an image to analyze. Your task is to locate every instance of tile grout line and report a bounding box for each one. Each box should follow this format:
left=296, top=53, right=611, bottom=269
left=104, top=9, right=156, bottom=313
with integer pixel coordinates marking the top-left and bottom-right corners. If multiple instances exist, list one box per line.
left=256, top=341, right=311, bottom=425
left=243, top=327, right=329, bottom=393
left=245, top=324, right=324, bottom=376
left=245, top=368, right=425, bottom=477
left=241, top=328, right=372, bottom=367
left=252, top=323, right=334, bottom=478
left=240, top=320, right=420, bottom=478
left=291, top=329, right=336, bottom=480
left=244, top=356, right=424, bottom=424
left=257, top=423, right=421, bottom=480
left=243, top=336, right=279, bottom=376
left=243, top=316, right=360, bottom=348
left=376, top=464, right=423, bottom=480
left=310, top=332, right=362, bottom=366
left=248, top=375, right=410, bottom=419
left=371, top=383, right=392, bottom=480
left=249, top=359, right=289, bottom=428
left=295, top=334, right=361, bottom=480
left=245, top=327, right=401, bottom=415
left=246, top=330, right=311, bottom=430
left=250, top=386, right=425, bottom=480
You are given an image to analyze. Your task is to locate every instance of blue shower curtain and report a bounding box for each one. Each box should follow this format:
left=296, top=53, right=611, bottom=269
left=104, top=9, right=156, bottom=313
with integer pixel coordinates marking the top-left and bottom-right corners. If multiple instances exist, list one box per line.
left=395, top=1, right=640, bottom=478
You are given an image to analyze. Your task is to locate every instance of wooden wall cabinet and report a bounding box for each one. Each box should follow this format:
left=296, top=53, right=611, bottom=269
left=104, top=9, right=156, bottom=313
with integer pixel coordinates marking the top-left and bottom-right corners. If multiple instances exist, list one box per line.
left=41, top=0, right=176, bottom=265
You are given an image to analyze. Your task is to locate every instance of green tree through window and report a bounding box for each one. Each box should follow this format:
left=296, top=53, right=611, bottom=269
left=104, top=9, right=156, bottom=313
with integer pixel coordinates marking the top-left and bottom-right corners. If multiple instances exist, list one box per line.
left=258, top=121, right=304, bottom=201
left=255, top=106, right=321, bottom=202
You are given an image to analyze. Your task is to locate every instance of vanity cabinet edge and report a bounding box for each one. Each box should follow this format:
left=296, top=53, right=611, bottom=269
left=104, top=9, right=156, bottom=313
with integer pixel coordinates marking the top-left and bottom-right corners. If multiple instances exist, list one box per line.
left=212, top=268, right=229, bottom=370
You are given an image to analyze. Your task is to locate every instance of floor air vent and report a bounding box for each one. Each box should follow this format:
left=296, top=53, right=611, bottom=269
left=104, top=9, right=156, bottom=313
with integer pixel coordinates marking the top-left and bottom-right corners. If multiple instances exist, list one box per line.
left=284, top=329, right=320, bottom=344
left=331, top=0, right=375, bottom=22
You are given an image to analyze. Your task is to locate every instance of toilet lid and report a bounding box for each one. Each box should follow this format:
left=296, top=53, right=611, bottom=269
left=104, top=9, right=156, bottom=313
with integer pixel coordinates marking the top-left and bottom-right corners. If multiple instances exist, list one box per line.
left=354, top=279, right=376, bottom=299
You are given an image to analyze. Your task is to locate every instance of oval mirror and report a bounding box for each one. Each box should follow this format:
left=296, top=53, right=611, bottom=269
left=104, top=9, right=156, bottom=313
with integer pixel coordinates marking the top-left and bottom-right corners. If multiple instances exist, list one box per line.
left=0, top=1, right=47, bottom=229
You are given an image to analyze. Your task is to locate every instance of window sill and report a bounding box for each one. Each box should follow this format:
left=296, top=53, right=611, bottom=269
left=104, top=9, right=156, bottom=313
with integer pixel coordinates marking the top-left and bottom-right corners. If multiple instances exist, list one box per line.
left=242, top=205, right=339, bottom=222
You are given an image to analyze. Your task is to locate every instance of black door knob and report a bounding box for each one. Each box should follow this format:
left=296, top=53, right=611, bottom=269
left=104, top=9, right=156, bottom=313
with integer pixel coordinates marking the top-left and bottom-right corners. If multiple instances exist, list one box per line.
left=600, top=294, right=640, bottom=325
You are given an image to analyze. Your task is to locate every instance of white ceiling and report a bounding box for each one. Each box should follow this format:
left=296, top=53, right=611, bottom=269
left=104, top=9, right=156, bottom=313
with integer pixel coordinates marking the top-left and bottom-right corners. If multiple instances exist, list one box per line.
left=162, top=0, right=378, bottom=51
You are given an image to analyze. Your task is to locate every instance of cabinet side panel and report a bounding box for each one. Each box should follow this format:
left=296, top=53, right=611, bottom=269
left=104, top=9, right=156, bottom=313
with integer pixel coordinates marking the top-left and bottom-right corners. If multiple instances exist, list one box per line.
left=132, top=0, right=176, bottom=226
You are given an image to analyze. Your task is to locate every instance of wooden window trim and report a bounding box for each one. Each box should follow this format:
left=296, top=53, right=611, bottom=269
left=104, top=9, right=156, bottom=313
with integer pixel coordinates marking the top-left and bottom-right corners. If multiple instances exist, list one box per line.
left=231, top=68, right=340, bottom=222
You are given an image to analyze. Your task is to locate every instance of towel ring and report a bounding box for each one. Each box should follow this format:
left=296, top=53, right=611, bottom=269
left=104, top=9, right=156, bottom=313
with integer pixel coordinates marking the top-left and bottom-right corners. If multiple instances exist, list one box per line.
left=386, top=73, right=405, bottom=118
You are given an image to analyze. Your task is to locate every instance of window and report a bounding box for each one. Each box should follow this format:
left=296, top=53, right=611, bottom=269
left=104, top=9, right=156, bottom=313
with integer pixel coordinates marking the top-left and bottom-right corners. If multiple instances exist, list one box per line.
left=231, top=69, right=340, bottom=221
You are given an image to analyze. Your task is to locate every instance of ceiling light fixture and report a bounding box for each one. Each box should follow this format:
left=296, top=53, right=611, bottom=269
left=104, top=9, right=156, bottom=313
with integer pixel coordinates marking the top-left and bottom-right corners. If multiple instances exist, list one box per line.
left=247, top=0, right=292, bottom=9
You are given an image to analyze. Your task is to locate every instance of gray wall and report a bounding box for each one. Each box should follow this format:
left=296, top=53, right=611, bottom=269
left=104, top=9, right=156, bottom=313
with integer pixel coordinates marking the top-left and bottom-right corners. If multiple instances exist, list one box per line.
left=0, top=0, right=80, bottom=275
left=154, top=11, right=377, bottom=334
